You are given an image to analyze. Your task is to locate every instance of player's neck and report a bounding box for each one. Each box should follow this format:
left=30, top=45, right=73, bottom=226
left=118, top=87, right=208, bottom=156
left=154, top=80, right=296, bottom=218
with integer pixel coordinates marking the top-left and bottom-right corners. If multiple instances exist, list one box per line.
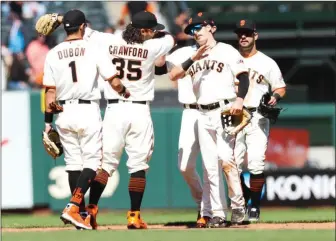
left=239, top=46, right=258, bottom=58
left=65, top=33, right=83, bottom=42
left=206, top=38, right=217, bottom=49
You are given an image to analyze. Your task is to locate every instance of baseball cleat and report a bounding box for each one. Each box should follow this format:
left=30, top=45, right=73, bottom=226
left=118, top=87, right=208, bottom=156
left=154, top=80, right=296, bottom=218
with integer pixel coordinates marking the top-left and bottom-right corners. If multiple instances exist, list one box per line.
left=206, top=216, right=228, bottom=228
left=60, top=203, right=92, bottom=230
left=86, top=204, right=99, bottom=230
left=248, top=208, right=260, bottom=222
left=127, top=211, right=147, bottom=229
left=231, top=208, right=246, bottom=225
left=196, top=216, right=211, bottom=228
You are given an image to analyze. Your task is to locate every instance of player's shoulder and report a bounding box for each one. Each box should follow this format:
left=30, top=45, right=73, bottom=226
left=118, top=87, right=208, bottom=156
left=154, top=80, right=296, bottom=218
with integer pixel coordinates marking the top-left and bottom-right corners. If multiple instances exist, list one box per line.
left=217, top=42, right=237, bottom=52
left=256, top=51, right=279, bottom=67
left=170, top=45, right=195, bottom=56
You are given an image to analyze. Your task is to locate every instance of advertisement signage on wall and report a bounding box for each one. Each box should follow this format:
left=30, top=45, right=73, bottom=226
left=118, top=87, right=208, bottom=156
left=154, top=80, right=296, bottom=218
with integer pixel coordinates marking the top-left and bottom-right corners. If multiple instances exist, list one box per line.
left=262, top=170, right=335, bottom=206
left=1, top=92, right=33, bottom=209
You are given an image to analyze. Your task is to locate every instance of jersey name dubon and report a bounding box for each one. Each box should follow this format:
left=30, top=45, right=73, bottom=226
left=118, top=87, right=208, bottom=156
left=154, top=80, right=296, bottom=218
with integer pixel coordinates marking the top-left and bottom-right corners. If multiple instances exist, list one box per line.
left=187, top=59, right=225, bottom=77
left=57, top=47, right=85, bottom=60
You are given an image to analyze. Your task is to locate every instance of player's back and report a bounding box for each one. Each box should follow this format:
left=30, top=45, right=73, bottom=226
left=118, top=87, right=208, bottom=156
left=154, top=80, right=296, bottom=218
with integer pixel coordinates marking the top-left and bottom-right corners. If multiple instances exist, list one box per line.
left=45, top=39, right=101, bottom=101
left=103, top=34, right=174, bottom=101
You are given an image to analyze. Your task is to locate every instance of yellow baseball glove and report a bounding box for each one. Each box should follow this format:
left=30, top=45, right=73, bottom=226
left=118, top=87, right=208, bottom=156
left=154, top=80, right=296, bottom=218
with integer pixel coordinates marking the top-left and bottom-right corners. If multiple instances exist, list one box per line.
left=221, top=107, right=252, bottom=135
left=35, top=13, right=61, bottom=36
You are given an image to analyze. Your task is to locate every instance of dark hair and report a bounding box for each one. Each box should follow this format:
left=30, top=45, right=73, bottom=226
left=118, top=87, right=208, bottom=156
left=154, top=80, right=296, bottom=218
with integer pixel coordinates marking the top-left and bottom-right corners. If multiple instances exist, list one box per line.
left=65, top=27, right=80, bottom=35
left=122, top=24, right=143, bottom=44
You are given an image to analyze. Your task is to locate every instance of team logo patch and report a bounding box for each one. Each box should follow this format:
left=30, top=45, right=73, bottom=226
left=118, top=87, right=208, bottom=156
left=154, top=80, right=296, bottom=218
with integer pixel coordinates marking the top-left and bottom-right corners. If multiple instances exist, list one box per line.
left=240, top=20, right=245, bottom=26
left=237, top=59, right=244, bottom=64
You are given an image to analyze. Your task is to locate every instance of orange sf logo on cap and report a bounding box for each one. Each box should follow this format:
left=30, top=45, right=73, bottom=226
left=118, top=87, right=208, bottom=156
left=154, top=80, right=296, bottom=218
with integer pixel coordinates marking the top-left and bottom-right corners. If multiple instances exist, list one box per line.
left=189, top=18, right=193, bottom=24
left=240, top=20, right=245, bottom=26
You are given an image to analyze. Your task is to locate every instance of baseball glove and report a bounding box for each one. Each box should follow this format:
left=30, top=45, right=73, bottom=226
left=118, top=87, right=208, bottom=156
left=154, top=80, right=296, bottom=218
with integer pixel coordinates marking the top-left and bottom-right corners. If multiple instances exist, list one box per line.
left=221, top=107, right=252, bottom=135
left=258, top=93, right=283, bottom=124
left=35, top=13, right=61, bottom=36
left=42, top=127, right=63, bottom=159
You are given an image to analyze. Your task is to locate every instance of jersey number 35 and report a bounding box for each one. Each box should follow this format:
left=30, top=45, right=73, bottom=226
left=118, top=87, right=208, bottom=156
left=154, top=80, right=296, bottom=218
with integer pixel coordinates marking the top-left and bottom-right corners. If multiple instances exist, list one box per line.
left=112, top=58, right=142, bottom=81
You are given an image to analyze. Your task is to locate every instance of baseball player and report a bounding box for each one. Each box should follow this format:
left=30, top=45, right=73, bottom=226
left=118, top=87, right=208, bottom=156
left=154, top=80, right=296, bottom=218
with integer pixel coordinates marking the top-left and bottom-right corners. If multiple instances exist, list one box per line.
left=155, top=47, right=228, bottom=228
left=169, top=12, right=250, bottom=225
left=233, top=20, right=286, bottom=221
left=42, top=9, right=120, bottom=230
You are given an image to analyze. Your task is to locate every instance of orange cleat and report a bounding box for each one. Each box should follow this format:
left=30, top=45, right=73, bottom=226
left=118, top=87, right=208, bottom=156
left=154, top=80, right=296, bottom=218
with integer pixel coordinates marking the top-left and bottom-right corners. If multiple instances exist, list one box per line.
left=127, top=211, right=148, bottom=229
left=60, top=203, right=92, bottom=230
left=86, top=204, right=99, bottom=230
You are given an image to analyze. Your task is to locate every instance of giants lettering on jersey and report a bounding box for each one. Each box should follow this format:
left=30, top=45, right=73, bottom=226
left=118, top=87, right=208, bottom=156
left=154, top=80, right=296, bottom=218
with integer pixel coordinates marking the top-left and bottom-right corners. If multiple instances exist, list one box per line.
left=248, top=68, right=265, bottom=84
left=58, top=47, right=85, bottom=60
left=109, top=45, right=148, bottom=59
left=187, top=60, right=224, bottom=78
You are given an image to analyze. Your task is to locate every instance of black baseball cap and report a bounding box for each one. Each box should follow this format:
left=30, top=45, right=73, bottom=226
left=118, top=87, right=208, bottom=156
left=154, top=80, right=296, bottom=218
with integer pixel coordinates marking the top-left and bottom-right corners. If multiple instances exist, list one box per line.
left=234, top=19, right=256, bottom=34
left=63, top=9, right=86, bottom=30
left=131, top=11, right=165, bottom=30
left=184, top=12, right=215, bottom=35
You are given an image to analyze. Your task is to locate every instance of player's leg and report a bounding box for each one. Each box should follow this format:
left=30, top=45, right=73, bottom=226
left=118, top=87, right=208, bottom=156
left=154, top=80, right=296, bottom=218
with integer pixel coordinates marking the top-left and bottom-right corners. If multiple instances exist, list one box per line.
left=214, top=109, right=245, bottom=225
left=234, top=129, right=250, bottom=208
left=245, top=116, right=270, bottom=221
left=197, top=111, right=227, bottom=228
left=55, top=110, right=94, bottom=230
left=124, top=104, right=153, bottom=229
left=177, top=109, right=203, bottom=215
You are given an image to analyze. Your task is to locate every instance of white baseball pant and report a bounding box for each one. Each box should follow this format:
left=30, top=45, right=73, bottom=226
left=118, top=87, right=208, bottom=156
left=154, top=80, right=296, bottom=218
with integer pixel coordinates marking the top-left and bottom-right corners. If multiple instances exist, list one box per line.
left=235, top=112, right=270, bottom=175
left=198, top=100, right=245, bottom=210
left=102, top=101, right=154, bottom=175
left=55, top=100, right=102, bottom=172
left=178, top=107, right=212, bottom=217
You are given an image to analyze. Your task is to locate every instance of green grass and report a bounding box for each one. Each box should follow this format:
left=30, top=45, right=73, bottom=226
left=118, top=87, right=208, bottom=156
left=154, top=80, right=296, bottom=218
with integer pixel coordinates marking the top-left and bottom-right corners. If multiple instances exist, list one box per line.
left=2, top=208, right=335, bottom=228
left=2, top=230, right=335, bottom=241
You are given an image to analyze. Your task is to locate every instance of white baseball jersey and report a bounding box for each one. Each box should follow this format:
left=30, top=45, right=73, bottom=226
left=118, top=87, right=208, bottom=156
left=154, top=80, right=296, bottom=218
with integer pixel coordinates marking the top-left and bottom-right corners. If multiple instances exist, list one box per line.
left=236, top=51, right=286, bottom=108
left=186, top=42, right=247, bottom=105
left=43, top=39, right=116, bottom=101
left=166, top=46, right=197, bottom=104
left=83, top=27, right=175, bottom=101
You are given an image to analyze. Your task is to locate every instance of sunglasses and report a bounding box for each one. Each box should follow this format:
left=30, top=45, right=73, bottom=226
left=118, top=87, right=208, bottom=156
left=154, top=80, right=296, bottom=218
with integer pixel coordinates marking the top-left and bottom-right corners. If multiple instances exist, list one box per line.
left=190, top=24, right=203, bottom=35
left=236, top=30, right=254, bottom=38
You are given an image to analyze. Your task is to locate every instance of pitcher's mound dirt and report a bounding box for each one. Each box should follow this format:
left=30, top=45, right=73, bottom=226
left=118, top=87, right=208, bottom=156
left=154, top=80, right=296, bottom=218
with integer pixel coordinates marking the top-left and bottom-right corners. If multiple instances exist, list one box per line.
left=2, top=222, right=335, bottom=232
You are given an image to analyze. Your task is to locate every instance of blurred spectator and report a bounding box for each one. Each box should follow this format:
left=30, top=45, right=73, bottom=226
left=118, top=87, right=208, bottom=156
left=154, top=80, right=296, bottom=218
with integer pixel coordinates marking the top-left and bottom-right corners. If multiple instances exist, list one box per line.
left=8, top=10, right=26, bottom=54
left=1, top=45, right=13, bottom=91
left=104, top=25, right=116, bottom=34
left=7, top=52, right=31, bottom=91
left=9, top=1, right=23, bottom=19
left=2, top=59, right=8, bottom=91
left=25, top=34, right=50, bottom=88
left=118, top=1, right=156, bottom=26
left=22, top=1, right=46, bottom=20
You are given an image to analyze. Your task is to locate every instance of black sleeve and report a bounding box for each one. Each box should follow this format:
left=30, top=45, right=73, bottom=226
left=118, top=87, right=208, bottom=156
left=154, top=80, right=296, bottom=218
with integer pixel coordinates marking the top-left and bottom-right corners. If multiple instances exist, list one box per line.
left=236, top=72, right=249, bottom=98
left=155, top=62, right=168, bottom=75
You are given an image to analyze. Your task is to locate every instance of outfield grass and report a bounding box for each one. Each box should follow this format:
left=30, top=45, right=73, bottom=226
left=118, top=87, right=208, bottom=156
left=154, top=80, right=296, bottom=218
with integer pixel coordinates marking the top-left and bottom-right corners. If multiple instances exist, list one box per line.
left=2, top=208, right=335, bottom=228
left=2, top=229, right=335, bottom=241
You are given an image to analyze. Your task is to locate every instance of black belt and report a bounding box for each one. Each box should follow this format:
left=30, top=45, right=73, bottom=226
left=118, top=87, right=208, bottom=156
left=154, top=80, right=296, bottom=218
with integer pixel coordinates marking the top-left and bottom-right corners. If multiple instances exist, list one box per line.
left=199, top=100, right=229, bottom=110
left=183, top=104, right=199, bottom=109
left=107, top=99, right=147, bottom=105
left=247, top=107, right=257, bottom=112
left=59, top=99, right=91, bottom=105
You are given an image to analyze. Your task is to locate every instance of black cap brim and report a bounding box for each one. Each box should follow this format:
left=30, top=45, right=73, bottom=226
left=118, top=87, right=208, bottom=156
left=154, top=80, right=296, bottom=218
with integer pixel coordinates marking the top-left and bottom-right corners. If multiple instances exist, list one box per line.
left=184, top=22, right=201, bottom=35
left=152, top=23, right=165, bottom=31
left=234, top=27, right=255, bottom=34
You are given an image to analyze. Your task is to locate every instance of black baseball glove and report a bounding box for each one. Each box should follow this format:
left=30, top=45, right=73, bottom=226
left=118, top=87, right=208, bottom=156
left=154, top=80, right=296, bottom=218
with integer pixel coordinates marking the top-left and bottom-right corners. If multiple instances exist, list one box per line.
left=258, top=93, right=283, bottom=124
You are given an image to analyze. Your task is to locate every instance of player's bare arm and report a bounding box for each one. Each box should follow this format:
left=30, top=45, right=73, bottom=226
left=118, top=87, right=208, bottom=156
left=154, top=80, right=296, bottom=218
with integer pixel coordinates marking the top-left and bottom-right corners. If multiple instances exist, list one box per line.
left=268, top=87, right=286, bottom=105
left=230, top=72, right=249, bottom=115
left=169, top=45, right=209, bottom=81
left=106, top=75, right=130, bottom=99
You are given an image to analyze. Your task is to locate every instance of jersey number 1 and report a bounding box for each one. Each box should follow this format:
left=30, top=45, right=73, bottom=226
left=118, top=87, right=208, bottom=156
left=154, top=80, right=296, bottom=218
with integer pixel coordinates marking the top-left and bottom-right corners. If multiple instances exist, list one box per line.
left=69, top=61, right=78, bottom=82
left=112, top=58, right=142, bottom=81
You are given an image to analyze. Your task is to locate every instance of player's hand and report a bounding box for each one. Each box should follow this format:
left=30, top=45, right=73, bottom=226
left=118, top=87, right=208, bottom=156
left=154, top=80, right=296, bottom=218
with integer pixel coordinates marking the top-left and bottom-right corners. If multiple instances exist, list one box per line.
left=268, top=96, right=277, bottom=106
left=122, top=89, right=131, bottom=99
left=191, top=45, right=210, bottom=61
left=230, top=98, right=244, bottom=115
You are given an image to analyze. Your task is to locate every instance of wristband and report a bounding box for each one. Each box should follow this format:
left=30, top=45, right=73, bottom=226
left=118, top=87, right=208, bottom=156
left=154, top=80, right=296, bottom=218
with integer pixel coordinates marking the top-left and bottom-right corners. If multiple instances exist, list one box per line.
left=273, top=93, right=281, bottom=102
left=45, top=112, right=53, bottom=123
left=181, top=58, right=194, bottom=71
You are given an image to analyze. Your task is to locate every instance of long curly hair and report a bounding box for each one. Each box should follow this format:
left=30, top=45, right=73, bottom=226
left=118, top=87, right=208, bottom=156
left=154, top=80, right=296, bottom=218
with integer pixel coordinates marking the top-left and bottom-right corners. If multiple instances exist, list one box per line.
left=122, top=24, right=144, bottom=44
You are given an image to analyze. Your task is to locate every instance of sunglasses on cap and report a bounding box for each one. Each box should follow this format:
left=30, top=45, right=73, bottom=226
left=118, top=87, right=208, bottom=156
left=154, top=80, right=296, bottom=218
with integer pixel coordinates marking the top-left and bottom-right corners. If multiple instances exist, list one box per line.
left=190, top=24, right=203, bottom=35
